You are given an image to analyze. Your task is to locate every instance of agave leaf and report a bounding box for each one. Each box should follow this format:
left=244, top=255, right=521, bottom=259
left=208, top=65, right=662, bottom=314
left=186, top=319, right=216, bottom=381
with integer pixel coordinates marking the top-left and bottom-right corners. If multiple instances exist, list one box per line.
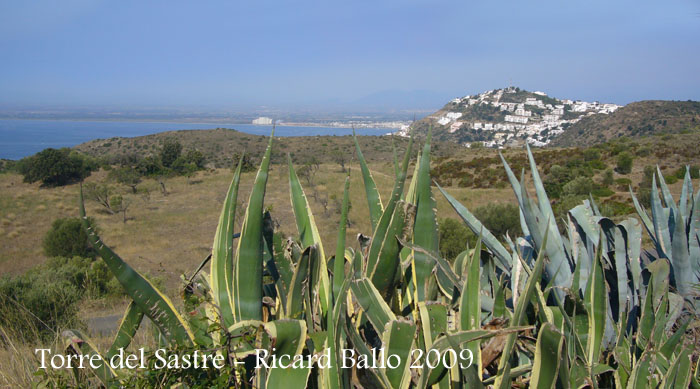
left=405, top=151, right=421, bottom=203
left=656, top=166, right=678, bottom=213
left=351, top=277, right=396, bottom=332
left=437, top=184, right=511, bottom=274
left=650, top=175, right=672, bottom=256
left=233, top=133, right=273, bottom=322
left=679, top=167, right=692, bottom=221
left=210, top=154, right=244, bottom=328
left=353, top=130, right=384, bottom=231
left=627, top=350, right=658, bottom=389
left=344, top=314, right=392, bottom=388
left=106, top=301, right=144, bottom=360
left=629, top=187, right=658, bottom=247
left=494, top=225, right=548, bottom=389
left=417, top=302, right=449, bottom=386
left=660, top=320, right=689, bottom=360
left=325, top=277, right=352, bottom=389
left=264, top=320, right=311, bottom=389
left=365, top=136, right=413, bottom=294
left=332, top=174, right=351, bottom=300
left=412, top=130, right=440, bottom=301
left=530, top=323, right=565, bottom=389
left=266, top=224, right=293, bottom=314
left=397, top=238, right=461, bottom=300
left=382, top=319, right=417, bottom=389
left=391, top=135, right=400, bottom=179
left=79, top=189, right=194, bottom=346
left=612, top=225, right=631, bottom=322
left=660, top=346, right=693, bottom=388
left=63, top=329, right=117, bottom=387
left=638, top=278, right=655, bottom=351
left=370, top=201, right=416, bottom=299
left=430, top=326, right=532, bottom=354
left=459, top=236, right=483, bottom=378
left=288, top=154, right=332, bottom=322
left=285, top=245, right=312, bottom=319
left=671, top=206, right=692, bottom=297
left=585, top=232, right=607, bottom=365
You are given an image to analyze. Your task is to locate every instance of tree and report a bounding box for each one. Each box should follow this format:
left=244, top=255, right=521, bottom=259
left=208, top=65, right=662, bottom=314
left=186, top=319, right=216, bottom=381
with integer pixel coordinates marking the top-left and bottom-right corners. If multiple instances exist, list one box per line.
left=109, top=194, right=132, bottom=223
left=17, top=148, right=93, bottom=186
left=136, top=156, right=165, bottom=176
left=43, top=217, right=96, bottom=258
left=83, top=182, right=116, bottom=214
left=615, top=152, right=633, bottom=174
left=108, top=166, right=141, bottom=193
left=332, top=152, right=348, bottom=173
left=160, top=140, right=182, bottom=168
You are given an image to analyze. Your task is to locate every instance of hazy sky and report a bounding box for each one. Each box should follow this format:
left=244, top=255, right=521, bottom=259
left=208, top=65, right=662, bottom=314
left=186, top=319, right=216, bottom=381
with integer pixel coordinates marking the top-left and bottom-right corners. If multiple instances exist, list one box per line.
left=1, top=0, right=699, bottom=110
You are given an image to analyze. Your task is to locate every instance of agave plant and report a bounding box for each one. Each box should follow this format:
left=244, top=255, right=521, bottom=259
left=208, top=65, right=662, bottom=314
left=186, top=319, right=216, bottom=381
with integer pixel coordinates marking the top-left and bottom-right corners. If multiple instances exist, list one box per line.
left=58, top=131, right=699, bottom=388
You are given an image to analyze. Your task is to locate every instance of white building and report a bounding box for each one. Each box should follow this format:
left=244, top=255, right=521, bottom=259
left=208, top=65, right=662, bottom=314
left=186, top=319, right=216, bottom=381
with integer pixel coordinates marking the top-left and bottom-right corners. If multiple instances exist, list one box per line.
left=445, top=112, right=463, bottom=120
left=252, top=117, right=273, bottom=125
left=505, top=115, right=529, bottom=124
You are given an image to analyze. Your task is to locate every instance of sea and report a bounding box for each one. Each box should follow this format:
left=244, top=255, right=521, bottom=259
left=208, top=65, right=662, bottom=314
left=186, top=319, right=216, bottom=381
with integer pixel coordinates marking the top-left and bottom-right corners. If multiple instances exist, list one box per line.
left=0, top=119, right=395, bottom=160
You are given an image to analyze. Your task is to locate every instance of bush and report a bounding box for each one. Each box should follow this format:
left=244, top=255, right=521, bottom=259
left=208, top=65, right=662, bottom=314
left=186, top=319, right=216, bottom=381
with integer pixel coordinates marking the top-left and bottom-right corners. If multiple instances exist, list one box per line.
left=562, top=176, right=594, bottom=197
left=602, top=169, right=614, bottom=186
left=663, top=174, right=678, bottom=185
left=438, top=218, right=475, bottom=261
left=615, top=152, right=633, bottom=174
left=43, top=217, right=96, bottom=259
left=16, top=148, right=95, bottom=186
left=0, top=256, right=121, bottom=342
left=0, top=270, right=81, bottom=342
left=473, top=203, right=522, bottom=238
left=591, top=187, right=615, bottom=197
left=673, top=165, right=700, bottom=180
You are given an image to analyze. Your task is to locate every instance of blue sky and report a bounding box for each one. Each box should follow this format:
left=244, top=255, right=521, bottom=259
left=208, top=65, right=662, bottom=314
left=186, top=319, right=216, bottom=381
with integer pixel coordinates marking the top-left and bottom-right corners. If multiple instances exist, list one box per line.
left=1, top=0, right=699, bottom=110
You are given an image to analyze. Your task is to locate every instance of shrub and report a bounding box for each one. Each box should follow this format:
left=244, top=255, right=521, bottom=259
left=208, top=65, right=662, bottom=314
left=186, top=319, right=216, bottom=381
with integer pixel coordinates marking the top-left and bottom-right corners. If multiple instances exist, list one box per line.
left=473, top=203, right=522, bottom=238
left=600, top=200, right=635, bottom=217
left=673, top=165, right=700, bottom=180
left=591, top=187, right=615, bottom=197
left=0, top=270, right=81, bottom=342
left=663, top=174, right=678, bottom=185
left=0, top=255, right=121, bottom=342
left=602, top=169, right=614, bottom=186
left=562, top=176, right=594, bottom=197
left=438, top=218, right=475, bottom=261
left=615, top=152, right=633, bottom=174
left=43, top=217, right=96, bottom=259
left=16, top=148, right=94, bottom=186
left=583, top=148, right=600, bottom=161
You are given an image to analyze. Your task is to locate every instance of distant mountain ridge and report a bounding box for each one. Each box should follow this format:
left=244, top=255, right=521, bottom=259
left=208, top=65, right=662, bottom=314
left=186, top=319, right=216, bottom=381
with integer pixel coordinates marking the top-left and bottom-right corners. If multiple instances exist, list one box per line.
left=404, top=87, right=621, bottom=147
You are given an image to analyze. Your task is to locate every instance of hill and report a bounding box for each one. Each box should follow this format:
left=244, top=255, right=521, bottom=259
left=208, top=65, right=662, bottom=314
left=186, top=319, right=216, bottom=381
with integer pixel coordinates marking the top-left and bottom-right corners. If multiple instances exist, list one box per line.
left=550, top=100, right=700, bottom=147
left=406, top=87, right=620, bottom=147
left=73, top=128, right=465, bottom=168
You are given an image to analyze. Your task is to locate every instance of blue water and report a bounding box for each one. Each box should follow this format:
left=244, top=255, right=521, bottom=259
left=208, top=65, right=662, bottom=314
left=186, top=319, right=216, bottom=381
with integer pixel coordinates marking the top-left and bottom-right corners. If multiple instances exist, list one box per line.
left=0, top=119, right=394, bottom=160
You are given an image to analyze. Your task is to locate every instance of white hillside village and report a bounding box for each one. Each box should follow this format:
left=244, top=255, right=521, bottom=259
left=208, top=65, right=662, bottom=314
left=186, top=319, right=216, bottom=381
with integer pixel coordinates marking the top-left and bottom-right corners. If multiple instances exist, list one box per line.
left=395, top=87, right=620, bottom=148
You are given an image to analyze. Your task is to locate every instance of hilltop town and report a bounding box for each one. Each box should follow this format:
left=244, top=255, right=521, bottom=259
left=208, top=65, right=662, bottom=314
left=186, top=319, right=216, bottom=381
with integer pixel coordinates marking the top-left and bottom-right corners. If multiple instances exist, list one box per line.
left=404, top=87, right=620, bottom=147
